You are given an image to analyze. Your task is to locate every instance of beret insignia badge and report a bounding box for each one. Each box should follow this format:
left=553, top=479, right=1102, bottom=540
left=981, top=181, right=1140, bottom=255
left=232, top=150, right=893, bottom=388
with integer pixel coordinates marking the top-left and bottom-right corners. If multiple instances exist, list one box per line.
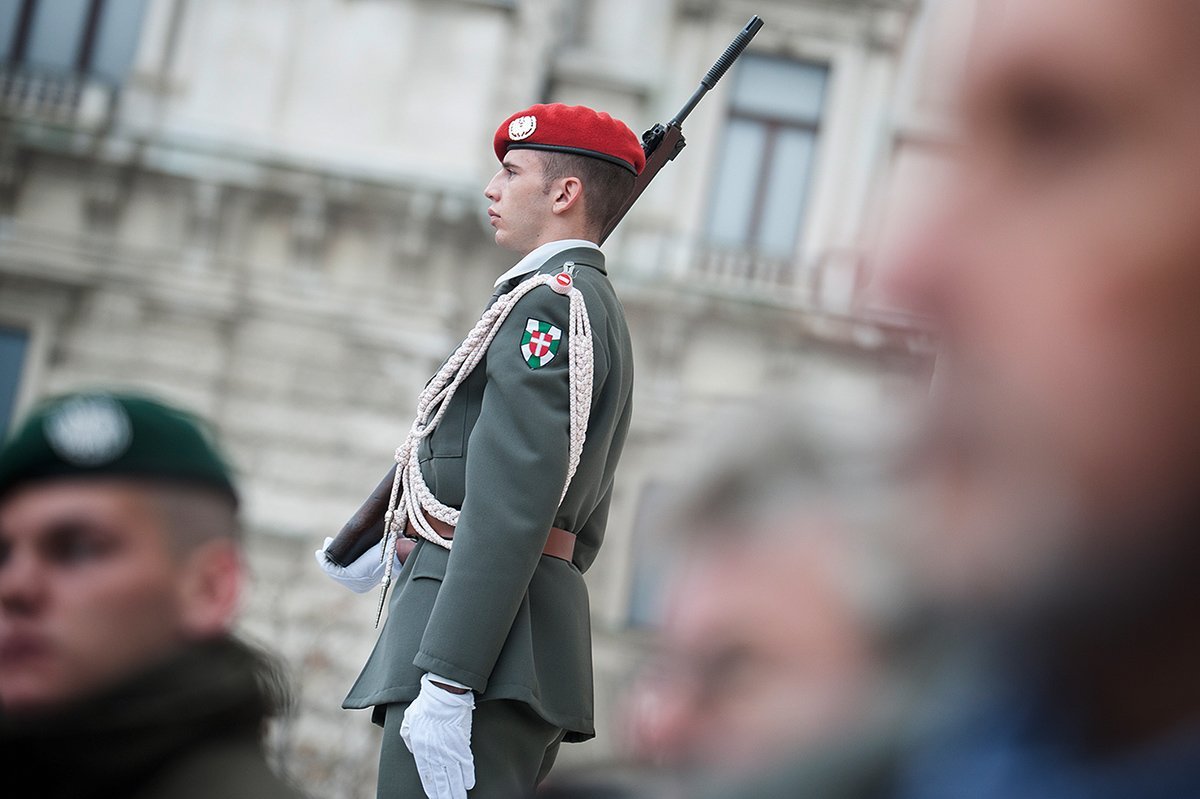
left=509, top=115, right=537, bottom=141
left=44, top=394, right=133, bottom=467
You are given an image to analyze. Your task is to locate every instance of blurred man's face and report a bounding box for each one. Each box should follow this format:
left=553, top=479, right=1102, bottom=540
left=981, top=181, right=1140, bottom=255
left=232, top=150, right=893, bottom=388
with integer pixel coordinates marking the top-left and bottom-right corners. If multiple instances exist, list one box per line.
left=0, top=481, right=222, bottom=714
left=627, top=536, right=872, bottom=769
left=892, top=0, right=1200, bottom=609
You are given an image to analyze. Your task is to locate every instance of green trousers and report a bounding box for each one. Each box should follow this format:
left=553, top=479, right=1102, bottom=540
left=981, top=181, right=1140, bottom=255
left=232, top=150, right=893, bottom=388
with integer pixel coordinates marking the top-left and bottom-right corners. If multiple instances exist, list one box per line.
left=377, top=699, right=566, bottom=798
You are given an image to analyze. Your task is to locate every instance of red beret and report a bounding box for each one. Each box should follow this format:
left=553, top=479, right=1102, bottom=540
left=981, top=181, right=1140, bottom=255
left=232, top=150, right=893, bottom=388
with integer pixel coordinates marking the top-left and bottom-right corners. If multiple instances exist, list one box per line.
left=494, top=103, right=645, bottom=176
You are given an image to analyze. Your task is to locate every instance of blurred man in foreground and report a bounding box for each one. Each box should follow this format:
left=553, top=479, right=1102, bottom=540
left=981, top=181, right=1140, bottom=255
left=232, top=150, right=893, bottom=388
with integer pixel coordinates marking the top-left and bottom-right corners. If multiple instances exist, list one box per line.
left=676, top=2, right=1200, bottom=796
left=0, top=392, right=303, bottom=798
left=625, top=410, right=924, bottom=777
left=884, top=0, right=1200, bottom=795
left=539, top=406, right=934, bottom=799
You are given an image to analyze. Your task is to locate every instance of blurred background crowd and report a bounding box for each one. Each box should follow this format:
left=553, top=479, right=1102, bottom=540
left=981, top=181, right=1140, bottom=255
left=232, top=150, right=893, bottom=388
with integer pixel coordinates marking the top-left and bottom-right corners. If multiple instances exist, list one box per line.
left=6, top=1, right=1200, bottom=797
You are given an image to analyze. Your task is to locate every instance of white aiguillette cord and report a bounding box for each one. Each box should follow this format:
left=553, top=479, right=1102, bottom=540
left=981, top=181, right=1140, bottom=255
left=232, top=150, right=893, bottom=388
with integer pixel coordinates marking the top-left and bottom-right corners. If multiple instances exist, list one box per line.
left=373, top=268, right=593, bottom=626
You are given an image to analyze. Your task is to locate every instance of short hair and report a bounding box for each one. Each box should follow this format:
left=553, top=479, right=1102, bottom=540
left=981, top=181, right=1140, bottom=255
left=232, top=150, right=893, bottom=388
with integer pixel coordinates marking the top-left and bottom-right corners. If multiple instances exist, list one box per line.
left=659, top=401, right=923, bottom=651
left=539, top=151, right=636, bottom=238
left=145, top=483, right=241, bottom=556
left=664, top=403, right=904, bottom=542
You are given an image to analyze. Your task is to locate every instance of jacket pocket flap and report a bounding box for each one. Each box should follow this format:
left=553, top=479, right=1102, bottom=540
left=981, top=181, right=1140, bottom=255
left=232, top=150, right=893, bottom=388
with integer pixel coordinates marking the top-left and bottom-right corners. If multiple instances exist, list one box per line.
left=407, top=540, right=449, bottom=581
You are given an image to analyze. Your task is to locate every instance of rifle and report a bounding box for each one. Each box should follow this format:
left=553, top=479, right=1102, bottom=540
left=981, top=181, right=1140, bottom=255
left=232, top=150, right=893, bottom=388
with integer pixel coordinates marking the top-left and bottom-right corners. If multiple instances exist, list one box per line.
left=324, top=15, right=765, bottom=568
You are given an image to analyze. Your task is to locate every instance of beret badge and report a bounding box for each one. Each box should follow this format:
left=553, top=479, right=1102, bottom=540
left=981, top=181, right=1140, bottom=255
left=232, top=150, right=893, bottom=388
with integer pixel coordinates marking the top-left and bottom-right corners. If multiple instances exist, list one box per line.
left=508, top=115, right=537, bottom=141
left=44, top=394, right=133, bottom=467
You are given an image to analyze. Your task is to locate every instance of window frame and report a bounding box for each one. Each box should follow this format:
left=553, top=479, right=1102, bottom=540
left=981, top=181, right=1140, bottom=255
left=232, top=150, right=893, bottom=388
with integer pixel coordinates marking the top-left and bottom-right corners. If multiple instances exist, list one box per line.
left=4, top=0, right=145, bottom=84
left=705, top=53, right=830, bottom=258
left=0, top=322, right=33, bottom=440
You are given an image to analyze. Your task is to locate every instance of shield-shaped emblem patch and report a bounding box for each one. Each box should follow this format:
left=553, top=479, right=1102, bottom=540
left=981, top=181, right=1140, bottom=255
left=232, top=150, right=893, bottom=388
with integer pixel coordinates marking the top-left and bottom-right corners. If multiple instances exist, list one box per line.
left=521, top=318, right=562, bottom=369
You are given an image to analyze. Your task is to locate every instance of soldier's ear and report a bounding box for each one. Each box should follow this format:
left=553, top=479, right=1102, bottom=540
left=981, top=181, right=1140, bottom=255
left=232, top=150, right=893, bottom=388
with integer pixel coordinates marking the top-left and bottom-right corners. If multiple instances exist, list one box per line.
left=550, top=175, right=584, bottom=217
left=177, top=538, right=243, bottom=639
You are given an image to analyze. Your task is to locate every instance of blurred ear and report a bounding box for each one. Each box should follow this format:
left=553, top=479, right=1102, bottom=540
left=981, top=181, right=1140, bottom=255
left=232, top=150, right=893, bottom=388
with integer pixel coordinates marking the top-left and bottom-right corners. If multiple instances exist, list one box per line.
left=177, top=538, right=243, bottom=639
left=550, top=175, right=585, bottom=217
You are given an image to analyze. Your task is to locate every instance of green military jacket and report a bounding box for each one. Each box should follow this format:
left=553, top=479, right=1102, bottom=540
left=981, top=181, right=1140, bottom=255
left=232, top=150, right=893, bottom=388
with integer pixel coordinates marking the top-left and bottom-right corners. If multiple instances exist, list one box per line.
left=344, top=245, right=635, bottom=741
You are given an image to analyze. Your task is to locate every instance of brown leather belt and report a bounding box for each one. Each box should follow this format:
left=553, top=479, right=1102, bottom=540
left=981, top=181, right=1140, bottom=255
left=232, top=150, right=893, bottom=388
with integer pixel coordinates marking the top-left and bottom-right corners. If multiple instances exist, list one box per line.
left=404, top=509, right=576, bottom=562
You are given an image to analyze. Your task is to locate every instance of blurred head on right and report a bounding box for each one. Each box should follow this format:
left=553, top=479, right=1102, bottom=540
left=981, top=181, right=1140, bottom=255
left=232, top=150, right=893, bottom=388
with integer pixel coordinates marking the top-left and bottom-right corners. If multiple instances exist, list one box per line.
left=886, top=0, right=1200, bottom=631
left=623, top=403, right=924, bottom=773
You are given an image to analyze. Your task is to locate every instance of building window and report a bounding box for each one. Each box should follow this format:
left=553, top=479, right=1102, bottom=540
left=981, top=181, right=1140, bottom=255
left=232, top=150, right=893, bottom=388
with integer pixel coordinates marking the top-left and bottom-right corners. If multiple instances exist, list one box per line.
left=706, top=55, right=828, bottom=258
left=0, top=326, right=29, bottom=439
left=0, top=0, right=149, bottom=84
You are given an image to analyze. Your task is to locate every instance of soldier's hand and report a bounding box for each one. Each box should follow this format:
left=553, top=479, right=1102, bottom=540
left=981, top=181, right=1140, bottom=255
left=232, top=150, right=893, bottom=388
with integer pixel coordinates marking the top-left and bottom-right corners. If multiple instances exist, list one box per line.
left=313, top=537, right=396, bottom=593
left=400, top=673, right=476, bottom=799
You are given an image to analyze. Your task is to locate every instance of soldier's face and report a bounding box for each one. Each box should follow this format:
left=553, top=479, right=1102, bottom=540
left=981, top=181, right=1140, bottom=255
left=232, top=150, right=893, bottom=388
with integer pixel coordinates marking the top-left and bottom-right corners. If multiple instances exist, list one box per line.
left=484, top=149, right=557, bottom=255
left=889, top=0, right=1200, bottom=611
left=0, top=481, right=234, bottom=715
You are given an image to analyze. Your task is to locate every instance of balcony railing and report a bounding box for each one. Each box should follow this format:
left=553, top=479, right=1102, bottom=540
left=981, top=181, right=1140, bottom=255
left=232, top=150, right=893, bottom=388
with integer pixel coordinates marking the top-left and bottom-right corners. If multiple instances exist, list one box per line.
left=620, top=227, right=870, bottom=308
left=615, top=225, right=932, bottom=353
left=0, top=67, right=115, bottom=127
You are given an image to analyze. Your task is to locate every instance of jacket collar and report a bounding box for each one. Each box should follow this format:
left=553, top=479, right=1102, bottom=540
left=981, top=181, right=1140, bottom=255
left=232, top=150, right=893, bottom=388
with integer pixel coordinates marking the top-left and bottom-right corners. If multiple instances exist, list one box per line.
left=535, top=245, right=606, bottom=277
left=493, top=239, right=605, bottom=287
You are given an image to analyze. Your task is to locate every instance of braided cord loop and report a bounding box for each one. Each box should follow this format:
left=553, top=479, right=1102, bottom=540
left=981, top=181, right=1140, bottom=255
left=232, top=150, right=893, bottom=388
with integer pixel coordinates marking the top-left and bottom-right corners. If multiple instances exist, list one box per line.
left=374, top=273, right=593, bottom=619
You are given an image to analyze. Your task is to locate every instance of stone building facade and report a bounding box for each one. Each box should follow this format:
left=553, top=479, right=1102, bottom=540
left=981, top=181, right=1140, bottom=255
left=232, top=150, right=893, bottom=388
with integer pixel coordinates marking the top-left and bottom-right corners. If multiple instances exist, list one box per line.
left=0, top=0, right=950, bottom=795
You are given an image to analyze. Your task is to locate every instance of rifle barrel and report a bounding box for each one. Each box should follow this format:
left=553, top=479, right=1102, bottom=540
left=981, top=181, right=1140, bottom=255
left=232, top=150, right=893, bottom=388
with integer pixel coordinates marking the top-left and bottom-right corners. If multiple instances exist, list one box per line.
left=669, top=15, right=765, bottom=128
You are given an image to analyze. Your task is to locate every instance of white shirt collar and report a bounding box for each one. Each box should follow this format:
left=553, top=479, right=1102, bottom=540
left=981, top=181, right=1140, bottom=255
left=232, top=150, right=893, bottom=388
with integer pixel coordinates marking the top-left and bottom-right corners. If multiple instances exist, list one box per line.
left=493, top=239, right=600, bottom=287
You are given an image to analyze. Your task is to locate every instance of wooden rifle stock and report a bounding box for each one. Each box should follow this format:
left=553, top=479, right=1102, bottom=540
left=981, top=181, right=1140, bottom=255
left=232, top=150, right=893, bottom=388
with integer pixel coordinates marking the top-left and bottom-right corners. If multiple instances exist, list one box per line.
left=324, top=16, right=764, bottom=567
left=324, top=465, right=396, bottom=567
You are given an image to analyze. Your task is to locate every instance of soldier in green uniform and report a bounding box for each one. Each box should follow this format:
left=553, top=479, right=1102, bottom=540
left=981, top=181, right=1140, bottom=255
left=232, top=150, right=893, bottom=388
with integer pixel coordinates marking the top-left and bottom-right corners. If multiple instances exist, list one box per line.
left=0, top=391, right=305, bottom=799
left=316, top=103, right=643, bottom=798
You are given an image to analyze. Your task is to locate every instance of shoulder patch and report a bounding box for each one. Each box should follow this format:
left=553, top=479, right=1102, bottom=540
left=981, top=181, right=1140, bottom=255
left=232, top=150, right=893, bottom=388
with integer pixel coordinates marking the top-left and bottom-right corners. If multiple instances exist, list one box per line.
left=520, top=318, right=562, bottom=369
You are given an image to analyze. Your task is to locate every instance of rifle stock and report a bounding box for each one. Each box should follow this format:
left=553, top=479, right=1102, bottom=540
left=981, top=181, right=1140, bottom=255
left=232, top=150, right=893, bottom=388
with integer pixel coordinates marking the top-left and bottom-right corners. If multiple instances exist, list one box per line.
left=324, top=465, right=396, bottom=567
left=328, top=15, right=764, bottom=566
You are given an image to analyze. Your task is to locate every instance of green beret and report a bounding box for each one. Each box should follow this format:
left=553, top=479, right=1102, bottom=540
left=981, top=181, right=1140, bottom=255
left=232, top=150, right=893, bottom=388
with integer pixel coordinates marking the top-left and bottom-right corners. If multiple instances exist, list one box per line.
left=0, top=391, right=238, bottom=505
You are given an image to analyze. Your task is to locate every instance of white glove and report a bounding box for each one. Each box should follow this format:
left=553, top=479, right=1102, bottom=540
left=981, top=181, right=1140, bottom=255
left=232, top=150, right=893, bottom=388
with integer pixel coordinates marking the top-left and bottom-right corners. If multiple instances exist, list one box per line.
left=313, top=536, right=392, bottom=593
left=400, top=672, right=476, bottom=799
